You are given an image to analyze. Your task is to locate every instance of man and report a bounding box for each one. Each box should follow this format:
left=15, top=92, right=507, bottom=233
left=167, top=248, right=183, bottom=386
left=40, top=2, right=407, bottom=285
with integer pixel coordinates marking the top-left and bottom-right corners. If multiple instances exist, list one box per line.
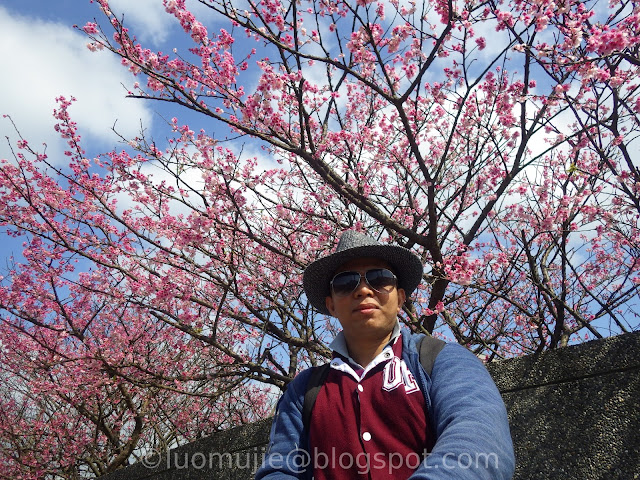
left=256, top=230, right=515, bottom=479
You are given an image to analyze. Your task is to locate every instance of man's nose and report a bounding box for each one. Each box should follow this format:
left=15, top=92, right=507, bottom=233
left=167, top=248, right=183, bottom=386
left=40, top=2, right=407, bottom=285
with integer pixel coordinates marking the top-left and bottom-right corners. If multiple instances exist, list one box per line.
left=353, top=275, right=374, bottom=295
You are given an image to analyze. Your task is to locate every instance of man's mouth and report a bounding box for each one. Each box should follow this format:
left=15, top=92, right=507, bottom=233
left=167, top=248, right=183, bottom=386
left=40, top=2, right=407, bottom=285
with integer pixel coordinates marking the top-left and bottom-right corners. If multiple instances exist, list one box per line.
left=355, top=304, right=378, bottom=312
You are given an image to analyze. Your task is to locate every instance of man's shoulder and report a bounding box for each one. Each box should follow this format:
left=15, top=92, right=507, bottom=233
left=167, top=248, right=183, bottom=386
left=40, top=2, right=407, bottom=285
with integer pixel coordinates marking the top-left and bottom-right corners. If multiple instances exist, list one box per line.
left=399, top=330, right=447, bottom=377
left=401, top=330, right=484, bottom=363
left=399, top=328, right=447, bottom=350
left=291, top=364, right=321, bottom=385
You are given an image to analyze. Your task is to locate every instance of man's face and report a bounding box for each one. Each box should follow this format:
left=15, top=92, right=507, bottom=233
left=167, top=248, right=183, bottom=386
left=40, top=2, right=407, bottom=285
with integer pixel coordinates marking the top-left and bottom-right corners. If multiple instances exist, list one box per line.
left=324, top=257, right=406, bottom=342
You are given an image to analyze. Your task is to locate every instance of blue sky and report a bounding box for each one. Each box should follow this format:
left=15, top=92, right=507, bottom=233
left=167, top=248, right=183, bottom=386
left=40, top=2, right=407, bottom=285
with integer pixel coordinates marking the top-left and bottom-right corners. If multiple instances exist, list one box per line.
left=0, top=1, right=222, bottom=259
left=0, top=1, right=143, bottom=259
left=0, top=0, right=222, bottom=162
left=1, top=0, right=637, bottom=345
left=2, top=1, right=146, bottom=159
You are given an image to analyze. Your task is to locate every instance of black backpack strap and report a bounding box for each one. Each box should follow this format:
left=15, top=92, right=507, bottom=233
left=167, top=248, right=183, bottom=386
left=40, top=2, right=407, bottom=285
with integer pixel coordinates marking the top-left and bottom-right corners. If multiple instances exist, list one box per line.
left=302, top=363, right=331, bottom=432
left=418, top=335, right=446, bottom=377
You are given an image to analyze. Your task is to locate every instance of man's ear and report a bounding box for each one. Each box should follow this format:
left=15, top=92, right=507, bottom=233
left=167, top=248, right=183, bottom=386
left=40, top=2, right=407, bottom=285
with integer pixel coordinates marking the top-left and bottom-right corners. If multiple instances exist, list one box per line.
left=325, top=296, right=335, bottom=315
left=396, top=288, right=406, bottom=312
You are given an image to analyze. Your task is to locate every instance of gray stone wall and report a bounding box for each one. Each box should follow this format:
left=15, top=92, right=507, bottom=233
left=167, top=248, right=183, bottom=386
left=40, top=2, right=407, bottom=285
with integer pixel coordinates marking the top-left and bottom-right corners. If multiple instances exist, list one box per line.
left=100, top=331, right=640, bottom=480
left=488, top=330, right=640, bottom=479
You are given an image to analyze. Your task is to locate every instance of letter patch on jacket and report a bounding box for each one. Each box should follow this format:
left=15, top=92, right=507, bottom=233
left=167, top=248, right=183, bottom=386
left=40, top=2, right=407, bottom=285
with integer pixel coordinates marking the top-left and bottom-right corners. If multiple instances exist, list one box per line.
left=382, top=357, right=419, bottom=393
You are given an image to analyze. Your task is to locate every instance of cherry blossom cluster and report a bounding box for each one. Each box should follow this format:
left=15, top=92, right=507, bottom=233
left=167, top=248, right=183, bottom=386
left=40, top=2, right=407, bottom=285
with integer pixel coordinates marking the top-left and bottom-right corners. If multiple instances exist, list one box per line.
left=1, top=0, right=639, bottom=475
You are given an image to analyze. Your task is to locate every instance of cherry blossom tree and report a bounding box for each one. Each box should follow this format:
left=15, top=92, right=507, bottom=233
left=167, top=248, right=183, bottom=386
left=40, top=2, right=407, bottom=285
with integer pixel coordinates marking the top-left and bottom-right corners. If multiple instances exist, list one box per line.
left=0, top=215, right=270, bottom=477
left=1, top=0, right=639, bottom=476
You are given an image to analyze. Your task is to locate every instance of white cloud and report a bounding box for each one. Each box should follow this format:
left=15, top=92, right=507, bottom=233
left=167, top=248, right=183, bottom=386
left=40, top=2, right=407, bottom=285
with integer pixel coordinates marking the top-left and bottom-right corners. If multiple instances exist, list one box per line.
left=107, top=0, right=175, bottom=45
left=105, top=0, right=219, bottom=45
left=0, top=5, right=153, bottom=164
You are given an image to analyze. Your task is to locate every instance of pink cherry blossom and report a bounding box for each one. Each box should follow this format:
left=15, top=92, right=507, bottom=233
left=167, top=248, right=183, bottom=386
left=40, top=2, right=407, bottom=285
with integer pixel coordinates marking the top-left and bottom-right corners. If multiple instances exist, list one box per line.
left=1, top=0, right=639, bottom=475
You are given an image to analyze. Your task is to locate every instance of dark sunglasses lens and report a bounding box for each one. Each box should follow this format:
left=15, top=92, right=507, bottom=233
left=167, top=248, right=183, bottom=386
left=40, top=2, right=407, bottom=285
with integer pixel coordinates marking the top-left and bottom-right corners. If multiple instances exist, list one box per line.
left=331, top=272, right=361, bottom=296
left=331, top=269, right=397, bottom=296
left=366, top=269, right=396, bottom=290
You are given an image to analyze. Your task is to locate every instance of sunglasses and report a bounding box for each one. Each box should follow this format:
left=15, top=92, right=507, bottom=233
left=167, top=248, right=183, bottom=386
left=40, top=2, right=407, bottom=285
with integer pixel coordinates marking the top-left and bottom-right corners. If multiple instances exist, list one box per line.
left=330, top=268, right=398, bottom=297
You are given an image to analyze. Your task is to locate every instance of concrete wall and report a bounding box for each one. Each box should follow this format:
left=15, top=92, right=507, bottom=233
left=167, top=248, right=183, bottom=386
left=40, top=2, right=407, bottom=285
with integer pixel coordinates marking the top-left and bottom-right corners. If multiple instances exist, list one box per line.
left=100, top=331, right=640, bottom=480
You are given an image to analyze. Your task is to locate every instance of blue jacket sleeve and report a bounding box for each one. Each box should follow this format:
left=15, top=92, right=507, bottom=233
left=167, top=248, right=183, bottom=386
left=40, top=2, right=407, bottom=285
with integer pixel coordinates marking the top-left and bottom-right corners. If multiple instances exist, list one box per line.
left=254, top=369, right=312, bottom=480
left=410, top=343, right=515, bottom=479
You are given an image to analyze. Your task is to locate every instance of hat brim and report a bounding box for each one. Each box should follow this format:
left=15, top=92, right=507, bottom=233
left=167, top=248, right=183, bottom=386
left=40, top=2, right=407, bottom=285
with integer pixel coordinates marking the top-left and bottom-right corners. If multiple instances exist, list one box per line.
left=303, top=244, right=424, bottom=315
